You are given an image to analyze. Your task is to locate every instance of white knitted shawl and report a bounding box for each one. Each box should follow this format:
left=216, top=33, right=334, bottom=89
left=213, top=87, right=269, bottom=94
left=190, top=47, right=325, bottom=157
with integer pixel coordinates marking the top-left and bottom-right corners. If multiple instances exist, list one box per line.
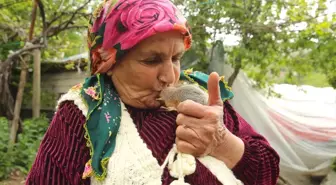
left=56, top=89, right=243, bottom=185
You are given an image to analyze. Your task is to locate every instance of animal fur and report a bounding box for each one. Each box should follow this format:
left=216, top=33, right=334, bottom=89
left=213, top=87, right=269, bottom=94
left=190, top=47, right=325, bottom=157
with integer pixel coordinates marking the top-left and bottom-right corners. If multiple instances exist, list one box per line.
left=159, top=83, right=208, bottom=110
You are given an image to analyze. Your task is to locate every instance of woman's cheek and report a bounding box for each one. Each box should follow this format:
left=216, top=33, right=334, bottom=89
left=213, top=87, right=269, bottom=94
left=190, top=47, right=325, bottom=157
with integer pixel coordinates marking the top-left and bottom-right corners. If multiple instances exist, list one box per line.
left=173, top=65, right=180, bottom=83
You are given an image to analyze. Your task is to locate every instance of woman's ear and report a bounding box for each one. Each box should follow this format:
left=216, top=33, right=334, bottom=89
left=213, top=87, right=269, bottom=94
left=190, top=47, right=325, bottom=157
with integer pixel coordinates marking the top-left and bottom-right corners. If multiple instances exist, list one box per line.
left=107, top=59, right=122, bottom=76
left=107, top=69, right=113, bottom=77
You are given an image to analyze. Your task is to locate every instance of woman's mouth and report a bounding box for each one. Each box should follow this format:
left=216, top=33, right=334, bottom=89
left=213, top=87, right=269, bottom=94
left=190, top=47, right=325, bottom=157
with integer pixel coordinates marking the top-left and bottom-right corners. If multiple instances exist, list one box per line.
left=155, top=92, right=165, bottom=105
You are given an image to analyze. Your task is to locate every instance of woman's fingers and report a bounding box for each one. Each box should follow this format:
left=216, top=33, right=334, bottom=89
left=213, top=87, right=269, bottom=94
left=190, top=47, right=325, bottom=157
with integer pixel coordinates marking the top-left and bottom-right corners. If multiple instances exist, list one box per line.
left=176, top=125, right=200, bottom=144
left=175, top=137, right=203, bottom=156
left=176, top=116, right=216, bottom=154
left=177, top=100, right=206, bottom=118
left=176, top=113, right=203, bottom=127
left=175, top=99, right=225, bottom=157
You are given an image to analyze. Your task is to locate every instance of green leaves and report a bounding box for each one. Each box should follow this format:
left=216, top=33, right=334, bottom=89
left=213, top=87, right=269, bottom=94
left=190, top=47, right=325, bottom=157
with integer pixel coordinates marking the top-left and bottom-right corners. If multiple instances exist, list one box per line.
left=14, top=116, right=49, bottom=173
left=0, top=0, right=93, bottom=62
left=0, top=116, right=49, bottom=180
left=0, top=118, right=14, bottom=180
left=175, top=0, right=335, bottom=88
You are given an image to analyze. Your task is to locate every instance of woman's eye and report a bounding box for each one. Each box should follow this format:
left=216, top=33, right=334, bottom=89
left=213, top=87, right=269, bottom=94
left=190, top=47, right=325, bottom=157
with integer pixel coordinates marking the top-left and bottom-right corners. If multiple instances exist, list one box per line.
left=141, top=57, right=161, bottom=65
left=172, top=56, right=182, bottom=63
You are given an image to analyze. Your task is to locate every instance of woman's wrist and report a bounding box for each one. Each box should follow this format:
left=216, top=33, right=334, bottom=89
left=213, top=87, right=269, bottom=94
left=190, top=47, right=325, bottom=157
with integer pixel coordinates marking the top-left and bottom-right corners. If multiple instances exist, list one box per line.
left=211, top=130, right=245, bottom=169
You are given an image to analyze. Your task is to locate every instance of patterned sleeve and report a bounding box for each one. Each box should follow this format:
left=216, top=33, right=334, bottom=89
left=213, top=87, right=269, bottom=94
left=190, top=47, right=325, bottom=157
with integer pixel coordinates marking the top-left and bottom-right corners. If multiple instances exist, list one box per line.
left=25, top=101, right=91, bottom=185
left=223, top=101, right=280, bottom=185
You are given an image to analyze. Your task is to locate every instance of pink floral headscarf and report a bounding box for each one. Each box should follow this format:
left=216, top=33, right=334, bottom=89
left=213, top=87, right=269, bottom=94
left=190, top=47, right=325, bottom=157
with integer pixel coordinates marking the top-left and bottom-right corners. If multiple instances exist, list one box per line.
left=88, top=0, right=192, bottom=75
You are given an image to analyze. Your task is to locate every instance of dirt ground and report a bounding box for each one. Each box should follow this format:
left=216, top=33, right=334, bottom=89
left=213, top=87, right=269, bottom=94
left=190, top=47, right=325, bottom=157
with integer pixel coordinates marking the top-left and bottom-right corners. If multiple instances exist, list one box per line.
left=0, top=171, right=25, bottom=185
left=0, top=178, right=25, bottom=185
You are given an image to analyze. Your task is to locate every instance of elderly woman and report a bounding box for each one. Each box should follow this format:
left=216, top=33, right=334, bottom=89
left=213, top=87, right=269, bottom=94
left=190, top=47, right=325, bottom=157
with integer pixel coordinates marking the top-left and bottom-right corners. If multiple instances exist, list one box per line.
left=26, top=0, right=279, bottom=185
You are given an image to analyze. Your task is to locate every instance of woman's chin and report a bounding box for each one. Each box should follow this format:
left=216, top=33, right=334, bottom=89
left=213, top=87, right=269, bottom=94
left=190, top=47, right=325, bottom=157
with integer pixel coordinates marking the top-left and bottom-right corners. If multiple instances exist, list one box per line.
left=145, top=100, right=162, bottom=109
left=125, top=99, right=161, bottom=109
left=121, top=96, right=162, bottom=109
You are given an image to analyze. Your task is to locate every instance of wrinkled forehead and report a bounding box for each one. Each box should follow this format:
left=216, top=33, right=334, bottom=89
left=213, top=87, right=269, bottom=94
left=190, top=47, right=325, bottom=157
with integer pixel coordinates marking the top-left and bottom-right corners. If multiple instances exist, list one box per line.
left=130, top=31, right=186, bottom=56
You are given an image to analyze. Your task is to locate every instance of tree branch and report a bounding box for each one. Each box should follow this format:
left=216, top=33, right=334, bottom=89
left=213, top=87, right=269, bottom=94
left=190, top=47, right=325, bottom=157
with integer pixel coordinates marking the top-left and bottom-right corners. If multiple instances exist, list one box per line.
left=0, top=0, right=29, bottom=9
left=0, top=0, right=92, bottom=121
left=28, top=0, right=91, bottom=44
left=36, top=0, right=47, bottom=46
left=4, top=44, right=44, bottom=64
left=46, top=0, right=91, bottom=30
left=61, top=1, right=91, bottom=30
left=47, top=25, right=88, bottom=37
left=29, top=1, right=38, bottom=40
left=46, top=4, right=79, bottom=27
left=47, top=12, right=90, bottom=27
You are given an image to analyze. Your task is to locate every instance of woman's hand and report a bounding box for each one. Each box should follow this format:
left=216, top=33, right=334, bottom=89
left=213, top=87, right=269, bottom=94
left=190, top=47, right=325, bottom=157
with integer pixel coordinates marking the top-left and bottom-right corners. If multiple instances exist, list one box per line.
left=175, top=72, right=245, bottom=168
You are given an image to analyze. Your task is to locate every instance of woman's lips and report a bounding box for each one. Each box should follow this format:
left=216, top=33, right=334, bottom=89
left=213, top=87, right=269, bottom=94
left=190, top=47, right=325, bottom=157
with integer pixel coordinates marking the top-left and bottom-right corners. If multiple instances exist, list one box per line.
left=155, top=92, right=165, bottom=106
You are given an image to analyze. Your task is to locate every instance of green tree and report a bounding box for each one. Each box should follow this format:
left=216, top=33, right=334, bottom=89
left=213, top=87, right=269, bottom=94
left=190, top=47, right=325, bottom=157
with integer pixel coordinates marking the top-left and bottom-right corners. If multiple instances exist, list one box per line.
left=0, top=0, right=94, bottom=118
left=0, top=0, right=98, bottom=147
left=175, top=0, right=336, bottom=88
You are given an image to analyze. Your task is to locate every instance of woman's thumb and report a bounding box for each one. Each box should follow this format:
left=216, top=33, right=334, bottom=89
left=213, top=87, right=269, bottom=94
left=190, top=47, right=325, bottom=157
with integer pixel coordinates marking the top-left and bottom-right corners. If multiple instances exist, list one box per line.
left=207, top=72, right=223, bottom=106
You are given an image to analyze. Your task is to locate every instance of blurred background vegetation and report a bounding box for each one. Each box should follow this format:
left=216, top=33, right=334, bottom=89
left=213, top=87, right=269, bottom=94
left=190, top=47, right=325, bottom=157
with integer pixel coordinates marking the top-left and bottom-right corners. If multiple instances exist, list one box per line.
left=0, top=116, right=48, bottom=180
left=0, top=0, right=335, bottom=183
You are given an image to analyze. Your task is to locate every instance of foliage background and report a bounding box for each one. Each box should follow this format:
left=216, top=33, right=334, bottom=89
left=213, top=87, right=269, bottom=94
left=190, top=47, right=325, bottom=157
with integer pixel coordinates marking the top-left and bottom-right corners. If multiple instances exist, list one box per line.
left=0, top=116, right=49, bottom=180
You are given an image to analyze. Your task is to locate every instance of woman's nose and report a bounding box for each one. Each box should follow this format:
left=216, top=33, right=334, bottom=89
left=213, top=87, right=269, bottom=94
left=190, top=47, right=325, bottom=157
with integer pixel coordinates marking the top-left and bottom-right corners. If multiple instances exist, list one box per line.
left=158, top=60, right=176, bottom=85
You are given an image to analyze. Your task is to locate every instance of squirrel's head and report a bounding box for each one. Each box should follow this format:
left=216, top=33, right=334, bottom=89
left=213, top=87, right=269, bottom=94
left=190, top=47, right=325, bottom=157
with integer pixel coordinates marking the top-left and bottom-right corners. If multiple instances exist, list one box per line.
left=158, top=83, right=208, bottom=110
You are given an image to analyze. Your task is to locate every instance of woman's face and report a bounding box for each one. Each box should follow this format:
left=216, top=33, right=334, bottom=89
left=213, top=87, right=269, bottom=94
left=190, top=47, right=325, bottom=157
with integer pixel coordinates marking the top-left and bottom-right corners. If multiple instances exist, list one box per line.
left=110, top=31, right=185, bottom=109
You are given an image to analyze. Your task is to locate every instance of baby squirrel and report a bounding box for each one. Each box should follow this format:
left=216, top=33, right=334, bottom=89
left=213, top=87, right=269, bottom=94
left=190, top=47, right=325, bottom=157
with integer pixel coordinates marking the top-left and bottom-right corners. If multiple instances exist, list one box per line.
left=158, top=83, right=208, bottom=111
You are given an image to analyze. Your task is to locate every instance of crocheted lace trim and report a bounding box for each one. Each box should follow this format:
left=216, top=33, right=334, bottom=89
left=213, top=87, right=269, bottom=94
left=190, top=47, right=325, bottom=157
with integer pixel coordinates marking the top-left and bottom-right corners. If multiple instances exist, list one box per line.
left=56, top=88, right=88, bottom=115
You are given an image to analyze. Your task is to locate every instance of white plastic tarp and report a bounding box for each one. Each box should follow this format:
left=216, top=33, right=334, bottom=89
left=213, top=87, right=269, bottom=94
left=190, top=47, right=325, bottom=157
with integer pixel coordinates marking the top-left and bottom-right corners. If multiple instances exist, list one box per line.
left=220, top=65, right=336, bottom=183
